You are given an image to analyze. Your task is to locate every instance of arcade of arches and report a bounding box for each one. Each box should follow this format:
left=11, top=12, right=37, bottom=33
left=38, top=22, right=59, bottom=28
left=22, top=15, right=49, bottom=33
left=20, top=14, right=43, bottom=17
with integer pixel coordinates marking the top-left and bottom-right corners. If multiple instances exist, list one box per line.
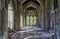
left=0, top=0, right=60, bottom=39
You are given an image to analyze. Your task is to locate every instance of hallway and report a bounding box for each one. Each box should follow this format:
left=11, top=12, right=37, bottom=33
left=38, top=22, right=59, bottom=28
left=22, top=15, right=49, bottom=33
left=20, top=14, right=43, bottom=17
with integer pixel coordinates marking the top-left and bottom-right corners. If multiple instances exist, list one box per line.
left=0, top=0, right=60, bottom=39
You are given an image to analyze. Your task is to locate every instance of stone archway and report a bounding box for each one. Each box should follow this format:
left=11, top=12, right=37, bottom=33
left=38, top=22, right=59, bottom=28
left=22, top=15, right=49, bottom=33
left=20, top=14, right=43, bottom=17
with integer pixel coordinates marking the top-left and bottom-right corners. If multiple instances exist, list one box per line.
left=25, top=7, right=37, bottom=26
left=21, top=0, right=44, bottom=29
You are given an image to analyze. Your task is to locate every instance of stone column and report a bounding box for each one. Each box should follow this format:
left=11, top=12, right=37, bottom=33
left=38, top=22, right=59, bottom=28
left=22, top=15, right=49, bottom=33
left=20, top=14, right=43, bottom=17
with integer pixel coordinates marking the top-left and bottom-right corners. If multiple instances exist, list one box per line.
left=0, top=0, right=8, bottom=39
left=2, top=8, right=8, bottom=39
left=50, top=0, right=55, bottom=32
left=42, top=5, right=45, bottom=30
left=20, top=8, right=23, bottom=29
left=0, top=0, right=2, bottom=38
left=58, top=0, right=60, bottom=19
left=37, top=6, right=42, bottom=28
left=13, top=0, right=20, bottom=31
left=44, top=0, right=51, bottom=31
left=58, top=0, right=60, bottom=27
left=57, top=0, right=60, bottom=39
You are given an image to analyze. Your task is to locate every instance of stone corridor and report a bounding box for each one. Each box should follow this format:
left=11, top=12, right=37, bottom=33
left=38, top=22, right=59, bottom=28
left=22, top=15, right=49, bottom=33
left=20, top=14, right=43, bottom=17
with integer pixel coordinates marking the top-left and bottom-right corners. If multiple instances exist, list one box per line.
left=0, top=0, right=60, bottom=39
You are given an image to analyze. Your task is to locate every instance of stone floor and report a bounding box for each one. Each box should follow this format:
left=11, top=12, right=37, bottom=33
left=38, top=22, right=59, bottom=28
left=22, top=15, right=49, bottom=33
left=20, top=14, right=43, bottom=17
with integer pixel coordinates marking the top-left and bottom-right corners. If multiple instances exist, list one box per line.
left=9, top=26, right=55, bottom=39
left=11, top=30, right=54, bottom=39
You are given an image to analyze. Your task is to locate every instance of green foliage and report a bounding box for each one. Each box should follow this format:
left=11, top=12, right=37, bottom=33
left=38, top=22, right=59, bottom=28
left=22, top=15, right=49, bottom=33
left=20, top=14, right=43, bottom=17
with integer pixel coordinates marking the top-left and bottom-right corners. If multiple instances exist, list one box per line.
left=26, top=16, right=36, bottom=26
